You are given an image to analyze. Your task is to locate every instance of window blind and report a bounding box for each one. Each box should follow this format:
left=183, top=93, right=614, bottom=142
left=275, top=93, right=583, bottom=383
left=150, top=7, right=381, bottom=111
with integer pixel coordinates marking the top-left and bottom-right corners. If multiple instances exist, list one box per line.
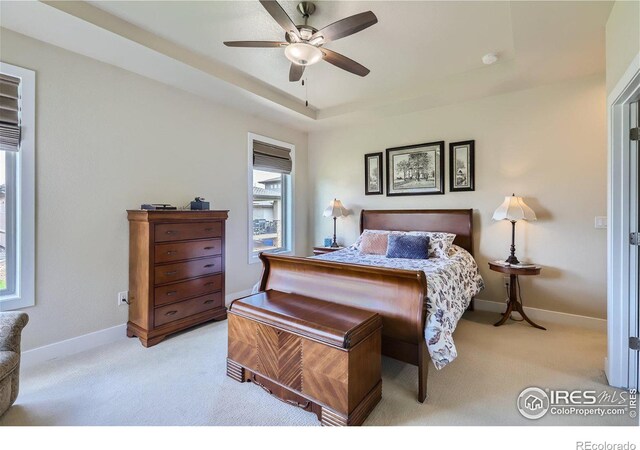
left=253, top=140, right=292, bottom=174
left=0, top=73, right=21, bottom=152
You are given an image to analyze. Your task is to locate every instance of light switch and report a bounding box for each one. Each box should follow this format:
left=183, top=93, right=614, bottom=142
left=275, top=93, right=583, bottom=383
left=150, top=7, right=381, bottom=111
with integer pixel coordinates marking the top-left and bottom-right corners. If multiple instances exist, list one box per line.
left=595, top=216, right=607, bottom=229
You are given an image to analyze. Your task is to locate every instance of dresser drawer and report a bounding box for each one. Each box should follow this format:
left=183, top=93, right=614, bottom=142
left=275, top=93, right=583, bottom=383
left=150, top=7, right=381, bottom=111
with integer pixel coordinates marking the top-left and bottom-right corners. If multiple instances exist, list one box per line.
left=154, top=292, right=224, bottom=327
left=154, top=256, right=222, bottom=285
left=155, top=222, right=222, bottom=243
left=154, top=274, right=222, bottom=307
left=155, top=239, right=222, bottom=264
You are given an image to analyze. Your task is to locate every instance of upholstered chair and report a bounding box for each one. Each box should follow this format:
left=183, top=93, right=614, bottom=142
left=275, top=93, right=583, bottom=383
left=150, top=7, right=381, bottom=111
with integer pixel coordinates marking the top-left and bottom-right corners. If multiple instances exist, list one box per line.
left=0, top=312, right=29, bottom=416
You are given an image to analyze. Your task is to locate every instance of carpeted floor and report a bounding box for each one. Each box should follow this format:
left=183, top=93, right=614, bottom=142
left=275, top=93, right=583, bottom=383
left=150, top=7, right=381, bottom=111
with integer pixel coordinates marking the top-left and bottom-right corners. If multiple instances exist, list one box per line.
left=0, top=311, right=635, bottom=426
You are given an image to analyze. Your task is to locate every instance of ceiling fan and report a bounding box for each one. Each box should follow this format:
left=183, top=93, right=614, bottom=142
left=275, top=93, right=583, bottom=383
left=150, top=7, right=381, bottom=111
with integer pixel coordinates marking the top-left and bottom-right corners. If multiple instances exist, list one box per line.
left=224, top=1, right=378, bottom=82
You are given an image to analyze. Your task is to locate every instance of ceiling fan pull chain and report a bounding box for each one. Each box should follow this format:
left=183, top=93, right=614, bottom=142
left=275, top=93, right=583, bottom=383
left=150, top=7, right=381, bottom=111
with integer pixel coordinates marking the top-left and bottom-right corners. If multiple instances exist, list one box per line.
left=304, top=77, right=309, bottom=107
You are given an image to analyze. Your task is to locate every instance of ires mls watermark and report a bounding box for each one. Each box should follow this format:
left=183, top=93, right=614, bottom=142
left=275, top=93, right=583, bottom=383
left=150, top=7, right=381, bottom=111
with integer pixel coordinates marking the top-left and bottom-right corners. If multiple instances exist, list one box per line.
left=517, top=386, right=637, bottom=420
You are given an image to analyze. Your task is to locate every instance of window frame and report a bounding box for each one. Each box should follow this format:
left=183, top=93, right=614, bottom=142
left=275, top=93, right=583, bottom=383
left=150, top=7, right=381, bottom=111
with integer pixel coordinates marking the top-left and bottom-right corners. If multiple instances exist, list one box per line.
left=0, top=62, right=35, bottom=311
left=247, top=132, right=294, bottom=265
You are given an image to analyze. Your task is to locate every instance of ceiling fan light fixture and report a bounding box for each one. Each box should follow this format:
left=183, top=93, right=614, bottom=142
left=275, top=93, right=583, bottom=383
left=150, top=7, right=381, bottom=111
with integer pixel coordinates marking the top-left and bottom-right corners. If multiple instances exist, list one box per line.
left=285, top=43, right=323, bottom=66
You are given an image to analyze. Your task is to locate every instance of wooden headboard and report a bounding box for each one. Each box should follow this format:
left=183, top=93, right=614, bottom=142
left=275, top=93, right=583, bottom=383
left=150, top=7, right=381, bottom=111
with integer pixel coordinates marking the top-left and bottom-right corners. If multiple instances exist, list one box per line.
left=360, top=209, right=474, bottom=255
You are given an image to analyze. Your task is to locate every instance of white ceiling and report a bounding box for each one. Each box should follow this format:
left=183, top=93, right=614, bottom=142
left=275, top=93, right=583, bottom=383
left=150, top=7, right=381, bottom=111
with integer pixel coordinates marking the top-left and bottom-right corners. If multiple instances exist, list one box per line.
left=0, top=1, right=613, bottom=130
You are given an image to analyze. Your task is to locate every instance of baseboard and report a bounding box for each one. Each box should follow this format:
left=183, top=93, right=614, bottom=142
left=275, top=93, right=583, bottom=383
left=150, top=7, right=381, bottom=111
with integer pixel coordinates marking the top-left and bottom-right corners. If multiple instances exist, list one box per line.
left=473, top=298, right=606, bottom=332
left=20, top=289, right=253, bottom=368
left=21, top=323, right=128, bottom=369
left=225, top=288, right=254, bottom=306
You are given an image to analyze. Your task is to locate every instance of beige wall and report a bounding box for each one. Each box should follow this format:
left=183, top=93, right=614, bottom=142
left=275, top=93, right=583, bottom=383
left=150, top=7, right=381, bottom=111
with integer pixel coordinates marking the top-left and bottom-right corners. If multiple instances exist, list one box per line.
left=606, top=0, right=640, bottom=94
left=309, top=75, right=607, bottom=319
left=0, top=29, right=309, bottom=350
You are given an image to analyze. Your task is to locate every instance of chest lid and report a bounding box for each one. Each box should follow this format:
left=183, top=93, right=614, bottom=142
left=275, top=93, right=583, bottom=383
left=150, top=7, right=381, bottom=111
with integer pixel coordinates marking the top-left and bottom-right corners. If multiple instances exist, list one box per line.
left=229, top=290, right=381, bottom=349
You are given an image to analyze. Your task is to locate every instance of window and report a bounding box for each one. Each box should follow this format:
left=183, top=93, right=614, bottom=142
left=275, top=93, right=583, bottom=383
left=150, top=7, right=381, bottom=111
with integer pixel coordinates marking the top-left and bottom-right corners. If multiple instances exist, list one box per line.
left=248, top=133, right=293, bottom=262
left=0, top=63, right=35, bottom=311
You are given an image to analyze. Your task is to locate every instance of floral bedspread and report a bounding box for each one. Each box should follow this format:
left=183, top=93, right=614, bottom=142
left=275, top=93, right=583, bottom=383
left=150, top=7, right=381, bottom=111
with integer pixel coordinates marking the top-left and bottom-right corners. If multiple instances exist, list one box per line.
left=313, top=245, right=484, bottom=369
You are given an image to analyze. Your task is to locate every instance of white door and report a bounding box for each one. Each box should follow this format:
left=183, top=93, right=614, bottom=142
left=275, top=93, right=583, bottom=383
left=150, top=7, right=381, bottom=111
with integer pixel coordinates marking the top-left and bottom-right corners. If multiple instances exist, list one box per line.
left=630, top=101, right=639, bottom=390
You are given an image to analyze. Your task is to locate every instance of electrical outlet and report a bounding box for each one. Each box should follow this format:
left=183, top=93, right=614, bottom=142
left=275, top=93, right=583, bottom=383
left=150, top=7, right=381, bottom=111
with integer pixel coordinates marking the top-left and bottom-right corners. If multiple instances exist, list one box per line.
left=594, top=216, right=607, bottom=229
left=503, top=276, right=510, bottom=288
left=118, top=291, right=128, bottom=306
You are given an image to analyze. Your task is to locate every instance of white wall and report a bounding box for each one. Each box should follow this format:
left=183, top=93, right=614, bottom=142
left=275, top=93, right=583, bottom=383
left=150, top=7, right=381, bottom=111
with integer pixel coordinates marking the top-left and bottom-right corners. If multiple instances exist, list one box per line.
left=606, top=0, right=640, bottom=94
left=0, top=29, right=309, bottom=351
left=309, top=75, right=607, bottom=319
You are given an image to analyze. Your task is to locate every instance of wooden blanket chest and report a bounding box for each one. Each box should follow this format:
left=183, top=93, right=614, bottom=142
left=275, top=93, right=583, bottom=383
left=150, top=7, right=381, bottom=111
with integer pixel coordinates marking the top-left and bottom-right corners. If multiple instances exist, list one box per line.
left=227, top=290, right=382, bottom=426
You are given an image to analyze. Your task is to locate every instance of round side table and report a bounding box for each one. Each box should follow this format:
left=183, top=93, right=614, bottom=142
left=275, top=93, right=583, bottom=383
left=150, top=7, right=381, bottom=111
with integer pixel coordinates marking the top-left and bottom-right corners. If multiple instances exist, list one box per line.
left=488, top=262, right=546, bottom=330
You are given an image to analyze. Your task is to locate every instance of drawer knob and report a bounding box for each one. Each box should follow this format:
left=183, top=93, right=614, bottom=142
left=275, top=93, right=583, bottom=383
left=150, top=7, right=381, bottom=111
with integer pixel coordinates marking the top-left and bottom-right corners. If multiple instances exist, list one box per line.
left=204, top=247, right=215, bottom=250
left=204, top=282, right=215, bottom=287
left=165, top=230, right=177, bottom=235
left=204, top=264, right=215, bottom=268
left=165, top=271, right=178, bottom=276
left=166, top=250, right=178, bottom=255
left=166, top=291, right=177, bottom=296
left=204, top=299, right=215, bottom=304
left=204, top=227, right=214, bottom=232
left=165, top=310, right=178, bottom=316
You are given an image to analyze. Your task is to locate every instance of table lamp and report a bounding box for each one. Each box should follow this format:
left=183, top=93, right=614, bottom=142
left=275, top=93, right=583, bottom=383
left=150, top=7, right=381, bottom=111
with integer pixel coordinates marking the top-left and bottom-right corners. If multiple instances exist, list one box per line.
left=492, top=194, right=537, bottom=264
left=323, top=198, right=348, bottom=248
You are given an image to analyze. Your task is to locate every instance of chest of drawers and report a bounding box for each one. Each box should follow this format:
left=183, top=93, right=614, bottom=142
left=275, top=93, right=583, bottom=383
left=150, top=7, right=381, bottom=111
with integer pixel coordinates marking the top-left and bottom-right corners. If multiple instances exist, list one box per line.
left=126, top=210, right=229, bottom=347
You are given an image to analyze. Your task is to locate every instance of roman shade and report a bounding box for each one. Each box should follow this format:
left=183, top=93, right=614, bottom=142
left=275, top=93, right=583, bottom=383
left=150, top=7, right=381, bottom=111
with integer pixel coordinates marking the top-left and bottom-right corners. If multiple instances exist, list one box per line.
left=253, top=140, right=292, bottom=174
left=0, top=73, right=21, bottom=152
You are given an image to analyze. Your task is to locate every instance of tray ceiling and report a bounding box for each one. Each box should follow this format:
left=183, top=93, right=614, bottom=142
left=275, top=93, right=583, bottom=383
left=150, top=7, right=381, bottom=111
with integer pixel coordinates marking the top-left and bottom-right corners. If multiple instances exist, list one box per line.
left=0, top=1, right=613, bottom=130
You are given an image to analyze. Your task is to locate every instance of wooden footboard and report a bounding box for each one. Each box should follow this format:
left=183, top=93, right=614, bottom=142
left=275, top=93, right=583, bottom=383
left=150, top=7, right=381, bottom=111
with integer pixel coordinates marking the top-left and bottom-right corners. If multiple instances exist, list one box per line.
left=258, top=253, right=430, bottom=402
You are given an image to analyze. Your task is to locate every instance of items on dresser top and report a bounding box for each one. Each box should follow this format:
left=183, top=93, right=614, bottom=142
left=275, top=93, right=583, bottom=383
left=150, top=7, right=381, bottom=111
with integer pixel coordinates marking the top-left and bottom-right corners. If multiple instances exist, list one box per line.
left=227, top=290, right=382, bottom=426
left=140, top=203, right=177, bottom=210
left=126, top=210, right=229, bottom=347
left=190, top=197, right=210, bottom=210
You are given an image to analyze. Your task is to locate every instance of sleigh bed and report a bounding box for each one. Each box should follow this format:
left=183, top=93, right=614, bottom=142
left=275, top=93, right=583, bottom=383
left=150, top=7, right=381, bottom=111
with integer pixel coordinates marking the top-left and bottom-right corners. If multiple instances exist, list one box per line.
left=257, top=209, right=481, bottom=403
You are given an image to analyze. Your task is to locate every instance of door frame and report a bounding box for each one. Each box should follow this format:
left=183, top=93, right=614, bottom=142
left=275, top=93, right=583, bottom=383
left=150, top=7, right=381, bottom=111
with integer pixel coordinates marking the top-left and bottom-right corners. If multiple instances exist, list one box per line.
left=607, top=52, right=640, bottom=389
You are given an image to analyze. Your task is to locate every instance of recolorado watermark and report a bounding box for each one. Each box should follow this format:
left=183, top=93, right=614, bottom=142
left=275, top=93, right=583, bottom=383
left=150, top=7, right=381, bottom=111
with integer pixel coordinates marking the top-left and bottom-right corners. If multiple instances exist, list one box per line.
left=517, top=386, right=637, bottom=420
left=576, top=443, right=636, bottom=450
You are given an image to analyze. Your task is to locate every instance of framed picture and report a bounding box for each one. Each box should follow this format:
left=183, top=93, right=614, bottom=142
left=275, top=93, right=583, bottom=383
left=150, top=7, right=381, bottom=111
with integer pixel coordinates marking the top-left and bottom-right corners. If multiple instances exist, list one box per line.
left=386, top=141, right=445, bottom=196
left=364, top=152, right=383, bottom=195
left=449, top=140, right=475, bottom=192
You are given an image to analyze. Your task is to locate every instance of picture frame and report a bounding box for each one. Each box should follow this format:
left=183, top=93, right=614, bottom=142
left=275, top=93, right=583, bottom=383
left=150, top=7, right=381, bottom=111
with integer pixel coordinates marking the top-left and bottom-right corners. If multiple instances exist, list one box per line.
left=386, top=141, right=445, bottom=196
left=449, top=140, right=475, bottom=192
left=364, top=152, right=383, bottom=195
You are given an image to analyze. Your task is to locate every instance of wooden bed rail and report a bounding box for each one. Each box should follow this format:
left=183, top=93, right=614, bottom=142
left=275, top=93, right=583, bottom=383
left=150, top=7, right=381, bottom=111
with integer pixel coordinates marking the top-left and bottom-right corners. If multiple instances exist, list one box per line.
left=258, top=253, right=428, bottom=346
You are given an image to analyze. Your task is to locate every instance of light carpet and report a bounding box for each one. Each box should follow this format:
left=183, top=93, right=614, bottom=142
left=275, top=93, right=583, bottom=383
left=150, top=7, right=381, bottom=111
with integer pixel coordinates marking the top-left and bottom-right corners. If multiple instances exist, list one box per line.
left=0, top=311, right=635, bottom=426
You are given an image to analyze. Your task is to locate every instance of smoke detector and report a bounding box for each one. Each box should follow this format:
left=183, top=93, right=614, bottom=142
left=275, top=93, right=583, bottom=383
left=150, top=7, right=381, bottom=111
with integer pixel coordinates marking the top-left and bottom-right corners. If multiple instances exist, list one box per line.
left=482, top=53, right=498, bottom=65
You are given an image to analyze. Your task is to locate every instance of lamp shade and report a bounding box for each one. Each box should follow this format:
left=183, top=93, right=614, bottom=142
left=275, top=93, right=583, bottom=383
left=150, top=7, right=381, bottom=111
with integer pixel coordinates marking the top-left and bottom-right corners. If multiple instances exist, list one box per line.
left=492, top=194, right=537, bottom=221
left=323, top=198, right=348, bottom=218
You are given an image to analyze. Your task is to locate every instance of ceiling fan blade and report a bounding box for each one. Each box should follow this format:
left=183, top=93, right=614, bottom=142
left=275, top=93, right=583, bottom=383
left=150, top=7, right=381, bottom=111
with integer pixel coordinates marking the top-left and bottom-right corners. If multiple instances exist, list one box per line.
left=224, top=41, right=288, bottom=48
left=321, top=48, right=370, bottom=77
left=289, top=64, right=305, bottom=82
left=259, top=1, right=301, bottom=39
left=311, top=11, right=377, bottom=43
